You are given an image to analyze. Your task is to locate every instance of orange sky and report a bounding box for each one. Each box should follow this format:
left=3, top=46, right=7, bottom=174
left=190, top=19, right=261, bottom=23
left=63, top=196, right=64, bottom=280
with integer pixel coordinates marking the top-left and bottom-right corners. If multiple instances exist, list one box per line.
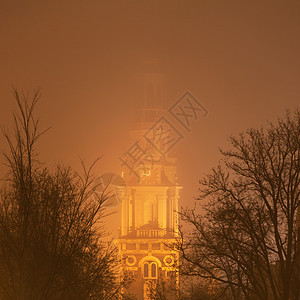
left=0, top=0, right=299, bottom=236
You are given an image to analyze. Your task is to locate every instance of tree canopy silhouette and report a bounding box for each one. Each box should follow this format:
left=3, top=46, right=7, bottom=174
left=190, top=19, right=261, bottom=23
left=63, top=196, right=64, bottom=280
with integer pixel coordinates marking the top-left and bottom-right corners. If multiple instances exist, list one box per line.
left=179, top=109, right=300, bottom=300
left=0, top=90, right=124, bottom=299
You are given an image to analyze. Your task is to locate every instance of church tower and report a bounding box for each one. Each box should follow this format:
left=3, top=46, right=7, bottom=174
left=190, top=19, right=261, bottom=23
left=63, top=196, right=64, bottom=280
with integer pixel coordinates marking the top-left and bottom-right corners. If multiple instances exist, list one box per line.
left=118, top=61, right=181, bottom=299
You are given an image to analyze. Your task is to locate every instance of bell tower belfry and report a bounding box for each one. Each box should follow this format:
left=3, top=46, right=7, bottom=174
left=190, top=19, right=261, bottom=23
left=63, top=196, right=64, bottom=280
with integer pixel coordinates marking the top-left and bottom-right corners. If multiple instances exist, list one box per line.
left=118, top=62, right=181, bottom=300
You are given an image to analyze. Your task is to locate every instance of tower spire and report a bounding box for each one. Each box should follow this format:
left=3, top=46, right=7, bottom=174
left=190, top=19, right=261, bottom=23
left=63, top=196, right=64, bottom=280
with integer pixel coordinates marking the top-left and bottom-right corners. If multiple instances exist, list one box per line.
left=132, top=59, right=165, bottom=132
left=118, top=63, right=181, bottom=299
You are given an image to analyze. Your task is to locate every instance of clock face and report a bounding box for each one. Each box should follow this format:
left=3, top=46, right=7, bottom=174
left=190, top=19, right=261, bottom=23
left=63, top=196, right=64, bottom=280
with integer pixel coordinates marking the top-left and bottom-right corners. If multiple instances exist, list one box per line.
left=140, top=167, right=160, bottom=185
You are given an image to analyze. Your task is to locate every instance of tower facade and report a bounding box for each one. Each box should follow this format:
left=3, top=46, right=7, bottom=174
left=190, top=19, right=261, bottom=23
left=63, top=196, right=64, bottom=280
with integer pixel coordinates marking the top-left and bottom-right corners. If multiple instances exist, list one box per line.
left=118, top=66, right=181, bottom=299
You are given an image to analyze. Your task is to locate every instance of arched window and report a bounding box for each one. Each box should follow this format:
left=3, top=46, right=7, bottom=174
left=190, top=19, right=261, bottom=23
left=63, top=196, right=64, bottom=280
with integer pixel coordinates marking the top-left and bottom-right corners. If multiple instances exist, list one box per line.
left=144, top=262, right=149, bottom=278
left=144, top=200, right=153, bottom=224
left=151, top=262, right=156, bottom=278
left=143, top=261, right=157, bottom=279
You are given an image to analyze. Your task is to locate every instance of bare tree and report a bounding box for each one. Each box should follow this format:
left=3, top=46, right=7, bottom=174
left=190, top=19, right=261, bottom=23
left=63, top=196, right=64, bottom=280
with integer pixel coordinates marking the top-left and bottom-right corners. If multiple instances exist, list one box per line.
left=0, top=90, right=125, bottom=299
left=146, top=270, right=179, bottom=300
left=179, top=276, right=219, bottom=300
left=178, top=110, right=300, bottom=300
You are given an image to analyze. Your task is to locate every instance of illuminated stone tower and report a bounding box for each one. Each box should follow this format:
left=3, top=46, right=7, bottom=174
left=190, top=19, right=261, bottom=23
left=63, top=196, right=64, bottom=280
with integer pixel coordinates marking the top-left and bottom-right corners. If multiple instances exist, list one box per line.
left=118, top=62, right=181, bottom=299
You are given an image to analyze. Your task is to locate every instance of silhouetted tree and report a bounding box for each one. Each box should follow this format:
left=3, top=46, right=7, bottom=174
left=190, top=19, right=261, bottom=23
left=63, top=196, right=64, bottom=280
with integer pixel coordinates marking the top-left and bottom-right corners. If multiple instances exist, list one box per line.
left=179, top=276, right=219, bottom=300
left=178, top=110, right=300, bottom=300
left=146, top=270, right=178, bottom=300
left=0, top=90, right=125, bottom=299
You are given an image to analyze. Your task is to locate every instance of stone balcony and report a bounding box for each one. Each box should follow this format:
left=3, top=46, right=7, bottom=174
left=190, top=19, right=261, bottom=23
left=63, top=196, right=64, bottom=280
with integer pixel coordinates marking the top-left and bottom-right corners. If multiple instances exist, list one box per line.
left=136, top=228, right=167, bottom=238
